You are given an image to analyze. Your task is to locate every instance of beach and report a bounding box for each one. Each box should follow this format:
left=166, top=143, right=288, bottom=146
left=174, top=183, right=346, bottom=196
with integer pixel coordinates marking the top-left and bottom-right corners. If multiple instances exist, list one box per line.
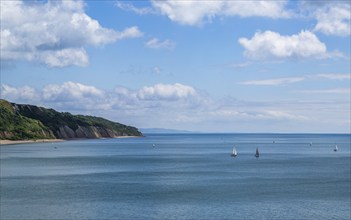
left=0, top=136, right=142, bottom=146
left=0, top=139, right=65, bottom=145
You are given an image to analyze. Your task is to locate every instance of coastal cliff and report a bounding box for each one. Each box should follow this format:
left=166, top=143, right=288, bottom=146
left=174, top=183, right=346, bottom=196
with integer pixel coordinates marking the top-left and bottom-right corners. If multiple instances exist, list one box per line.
left=0, top=99, right=142, bottom=140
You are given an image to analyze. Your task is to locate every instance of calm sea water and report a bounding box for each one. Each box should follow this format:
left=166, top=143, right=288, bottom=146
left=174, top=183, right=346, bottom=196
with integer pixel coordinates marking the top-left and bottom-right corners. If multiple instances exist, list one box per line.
left=1, top=133, right=350, bottom=220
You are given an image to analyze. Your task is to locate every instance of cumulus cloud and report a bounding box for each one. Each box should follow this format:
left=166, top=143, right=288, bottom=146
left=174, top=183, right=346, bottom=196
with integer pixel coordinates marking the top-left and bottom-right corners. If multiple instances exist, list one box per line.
left=2, top=82, right=109, bottom=110
left=239, top=30, right=330, bottom=60
left=42, top=81, right=104, bottom=102
left=137, top=83, right=197, bottom=101
left=151, top=0, right=290, bottom=26
left=116, top=26, right=144, bottom=40
left=298, top=1, right=350, bottom=36
left=2, top=82, right=349, bottom=132
left=0, top=0, right=143, bottom=67
left=223, top=1, right=291, bottom=18
left=145, top=38, right=175, bottom=50
left=41, top=48, right=89, bottom=68
left=1, top=84, right=39, bottom=102
left=1, top=82, right=203, bottom=111
left=313, top=3, right=351, bottom=36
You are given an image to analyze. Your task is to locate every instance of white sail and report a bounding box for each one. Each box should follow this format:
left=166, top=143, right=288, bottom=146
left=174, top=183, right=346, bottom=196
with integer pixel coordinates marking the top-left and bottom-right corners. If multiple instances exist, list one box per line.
left=231, top=147, right=237, bottom=157
left=334, top=145, right=338, bottom=151
left=233, top=147, right=237, bottom=156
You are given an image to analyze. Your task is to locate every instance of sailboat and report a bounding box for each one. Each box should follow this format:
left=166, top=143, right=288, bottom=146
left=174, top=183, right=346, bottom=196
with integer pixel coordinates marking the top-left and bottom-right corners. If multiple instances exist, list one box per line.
left=334, top=145, right=338, bottom=152
left=255, top=148, right=259, bottom=158
left=231, top=147, right=238, bottom=157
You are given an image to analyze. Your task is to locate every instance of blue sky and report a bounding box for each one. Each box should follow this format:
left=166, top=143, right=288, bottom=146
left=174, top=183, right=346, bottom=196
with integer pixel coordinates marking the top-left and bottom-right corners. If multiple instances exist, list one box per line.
left=1, top=0, right=350, bottom=133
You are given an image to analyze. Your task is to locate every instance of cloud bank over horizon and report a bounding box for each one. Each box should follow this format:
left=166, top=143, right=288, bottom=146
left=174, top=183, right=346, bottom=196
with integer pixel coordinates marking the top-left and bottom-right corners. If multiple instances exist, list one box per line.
left=2, top=80, right=349, bottom=133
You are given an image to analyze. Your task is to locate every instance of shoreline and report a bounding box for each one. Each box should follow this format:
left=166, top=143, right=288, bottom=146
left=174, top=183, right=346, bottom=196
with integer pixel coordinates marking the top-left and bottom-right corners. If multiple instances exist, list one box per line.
left=0, top=136, right=142, bottom=146
left=116, top=136, right=142, bottom=138
left=0, top=139, right=65, bottom=146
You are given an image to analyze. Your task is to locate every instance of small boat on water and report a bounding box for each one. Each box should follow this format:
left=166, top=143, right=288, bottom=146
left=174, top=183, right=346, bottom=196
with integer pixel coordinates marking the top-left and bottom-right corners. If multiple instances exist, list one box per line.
left=255, top=148, right=259, bottom=158
left=231, top=147, right=238, bottom=157
left=334, top=145, right=338, bottom=152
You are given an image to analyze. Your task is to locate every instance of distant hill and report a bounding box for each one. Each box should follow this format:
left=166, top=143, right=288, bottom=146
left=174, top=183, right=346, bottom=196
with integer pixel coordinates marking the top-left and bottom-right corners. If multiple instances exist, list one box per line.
left=0, top=99, right=142, bottom=140
left=140, top=128, right=192, bottom=133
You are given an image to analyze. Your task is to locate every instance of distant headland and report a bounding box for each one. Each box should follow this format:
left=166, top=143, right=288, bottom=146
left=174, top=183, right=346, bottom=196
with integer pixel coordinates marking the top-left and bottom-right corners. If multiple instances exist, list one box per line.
left=0, top=99, right=143, bottom=142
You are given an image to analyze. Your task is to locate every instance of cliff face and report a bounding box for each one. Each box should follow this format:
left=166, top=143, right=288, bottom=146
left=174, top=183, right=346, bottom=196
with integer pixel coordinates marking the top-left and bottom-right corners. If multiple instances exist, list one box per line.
left=55, top=125, right=137, bottom=139
left=0, top=99, right=143, bottom=140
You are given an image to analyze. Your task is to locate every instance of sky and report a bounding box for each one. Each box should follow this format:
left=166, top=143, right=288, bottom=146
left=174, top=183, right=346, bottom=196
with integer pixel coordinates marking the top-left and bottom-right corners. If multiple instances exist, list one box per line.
left=1, top=0, right=350, bottom=133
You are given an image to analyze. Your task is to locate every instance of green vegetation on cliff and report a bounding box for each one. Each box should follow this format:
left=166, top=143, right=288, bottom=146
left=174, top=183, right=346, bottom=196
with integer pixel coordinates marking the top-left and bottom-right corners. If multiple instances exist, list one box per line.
left=75, top=115, right=142, bottom=137
left=0, top=100, right=55, bottom=140
left=0, top=99, right=142, bottom=140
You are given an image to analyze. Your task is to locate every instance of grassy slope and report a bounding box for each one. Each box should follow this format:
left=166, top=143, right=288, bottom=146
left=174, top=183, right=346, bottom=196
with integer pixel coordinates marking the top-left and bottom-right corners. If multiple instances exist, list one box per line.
left=0, top=100, right=55, bottom=140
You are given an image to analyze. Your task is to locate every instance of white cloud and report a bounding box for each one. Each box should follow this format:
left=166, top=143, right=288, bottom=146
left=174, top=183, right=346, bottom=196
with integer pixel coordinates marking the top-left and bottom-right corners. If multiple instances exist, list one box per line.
left=41, top=48, right=89, bottom=68
left=42, top=81, right=104, bottom=102
left=1, top=84, right=39, bottom=101
left=261, top=110, right=308, bottom=120
left=298, top=1, right=350, bottom=36
left=314, top=3, right=351, bottom=36
left=223, top=1, right=290, bottom=18
left=0, top=0, right=143, bottom=67
left=240, top=73, right=351, bottom=86
left=111, top=83, right=207, bottom=113
left=115, top=1, right=156, bottom=15
left=137, top=83, right=197, bottom=101
left=116, top=26, right=144, bottom=40
left=151, top=0, right=220, bottom=26
left=40, top=82, right=110, bottom=110
left=240, top=77, right=305, bottom=86
left=315, top=73, right=351, bottom=80
left=239, top=30, right=329, bottom=60
left=33, top=82, right=202, bottom=111
left=145, top=38, right=175, bottom=50
left=298, top=88, right=351, bottom=94
left=151, top=0, right=290, bottom=26
left=1, top=82, right=350, bottom=132
left=209, top=109, right=308, bottom=122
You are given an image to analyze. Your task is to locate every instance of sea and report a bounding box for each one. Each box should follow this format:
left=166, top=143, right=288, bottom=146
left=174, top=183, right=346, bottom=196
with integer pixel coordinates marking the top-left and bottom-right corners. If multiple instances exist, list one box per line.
left=1, top=133, right=350, bottom=220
